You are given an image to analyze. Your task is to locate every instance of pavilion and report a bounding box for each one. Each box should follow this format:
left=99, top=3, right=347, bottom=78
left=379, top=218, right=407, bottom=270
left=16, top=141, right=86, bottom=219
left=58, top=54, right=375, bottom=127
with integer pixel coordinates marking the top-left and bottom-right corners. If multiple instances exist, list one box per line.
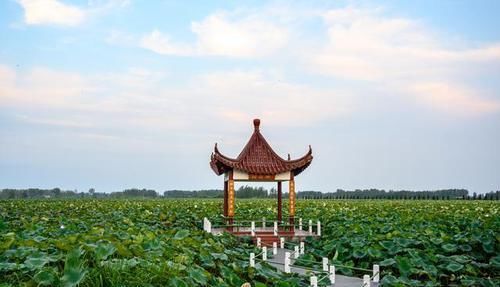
left=210, top=119, right=313, bottom=236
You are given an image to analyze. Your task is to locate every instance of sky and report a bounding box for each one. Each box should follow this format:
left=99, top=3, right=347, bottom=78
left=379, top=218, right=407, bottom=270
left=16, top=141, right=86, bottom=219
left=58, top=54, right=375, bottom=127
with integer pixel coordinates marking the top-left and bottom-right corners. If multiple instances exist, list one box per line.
left=1, top=0, right=499, bottom=194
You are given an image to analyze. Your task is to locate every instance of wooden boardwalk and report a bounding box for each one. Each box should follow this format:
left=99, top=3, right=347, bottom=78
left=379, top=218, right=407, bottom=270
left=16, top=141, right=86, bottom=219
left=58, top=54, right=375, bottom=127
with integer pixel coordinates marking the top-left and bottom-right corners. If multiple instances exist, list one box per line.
left=260, top=247, right=378, bottom=287
left=204, top=219, right=380, bottom=286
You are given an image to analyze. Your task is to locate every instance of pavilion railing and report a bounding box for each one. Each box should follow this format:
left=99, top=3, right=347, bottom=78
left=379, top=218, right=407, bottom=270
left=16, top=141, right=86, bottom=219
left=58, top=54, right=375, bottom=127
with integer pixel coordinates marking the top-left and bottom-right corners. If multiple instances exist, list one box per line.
left=203, top=216, right=321, bottom=236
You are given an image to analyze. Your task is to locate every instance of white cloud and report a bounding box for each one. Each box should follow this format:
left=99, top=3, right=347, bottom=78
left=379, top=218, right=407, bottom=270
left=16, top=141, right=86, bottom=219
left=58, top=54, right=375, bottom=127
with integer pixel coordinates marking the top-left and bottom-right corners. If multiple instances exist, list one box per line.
left=136, top=5, right=500, bottom=116
left=0, top=64, right=354, bottom=144
left=16, top=0, right=130, bottom=26
left=140, top=11, right=289, bottom=58
left=308, top=7, right=500, bottom=116
left=0, top=65, right=86, bottom=107
left=140, top=30, right=194, bottom=56
left=192, top=12, right=289, bottom=57
left=17, top=0, right=86, bottom=26
left=194, top=70, right=352, bottom=125
left=7, top=4, right=500, bottom=120
left=411, top=83, right=500, bottom=115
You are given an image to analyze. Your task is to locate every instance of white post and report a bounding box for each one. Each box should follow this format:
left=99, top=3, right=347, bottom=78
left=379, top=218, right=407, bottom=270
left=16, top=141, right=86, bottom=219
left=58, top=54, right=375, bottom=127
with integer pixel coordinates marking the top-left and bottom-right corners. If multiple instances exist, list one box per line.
left=329, top=265, right=336, bottom=284
left=308, top=220, right=313, bottom=233
left=317, top=221, right=321, bottom=236
left=257, top=237, right=261, bottom=248
left=294, top=246, right=299, bottom=259
left=310, top=276, right=318, bottom=287
left=363, top=274, right=370, bottom=287
left=250, top=253, right=255, bottom=267
left=262, top=217, right=266, bottom=228
left=203, top=218, right=212, bottom=233
left=300, top=241, right=305, bottom=254
left=280, top=237, right=285, bottom=249
left=373, top=264, right=380, bottom=283
left=284, top=252, right=291, bottom=273
left=322, top=257, right=328, bottom=272
left=299, top=218, right=303, bottom=230
left=251, top=221, right=255, bottom=236
left=273, top=242, right=278, bottom=255
left=274, top=221, right=278, bottom=236
left=262, top=246, right=267, bottom=261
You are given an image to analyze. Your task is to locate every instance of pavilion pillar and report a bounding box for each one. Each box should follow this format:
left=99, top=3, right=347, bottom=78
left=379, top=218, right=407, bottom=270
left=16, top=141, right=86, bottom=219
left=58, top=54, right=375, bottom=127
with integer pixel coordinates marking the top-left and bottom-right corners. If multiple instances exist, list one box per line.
left=277, top=181, right=282, bottom=224
left=289, top=174, right=295, bottom=229
left=223, top=180, right=228, bottom=217
left=227, top=171, right=235, bottom=231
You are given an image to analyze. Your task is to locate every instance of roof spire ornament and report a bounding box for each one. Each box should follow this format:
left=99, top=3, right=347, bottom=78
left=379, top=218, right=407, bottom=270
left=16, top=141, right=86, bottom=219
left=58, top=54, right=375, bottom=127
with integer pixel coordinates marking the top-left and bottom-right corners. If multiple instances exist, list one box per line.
left=253, top=118, right=260, bottom=131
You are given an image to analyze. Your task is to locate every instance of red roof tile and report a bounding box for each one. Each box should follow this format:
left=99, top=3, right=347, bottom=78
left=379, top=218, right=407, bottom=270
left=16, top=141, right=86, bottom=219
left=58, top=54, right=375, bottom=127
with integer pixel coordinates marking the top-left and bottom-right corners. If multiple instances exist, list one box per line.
left=210, top=119, right=313, bottom=176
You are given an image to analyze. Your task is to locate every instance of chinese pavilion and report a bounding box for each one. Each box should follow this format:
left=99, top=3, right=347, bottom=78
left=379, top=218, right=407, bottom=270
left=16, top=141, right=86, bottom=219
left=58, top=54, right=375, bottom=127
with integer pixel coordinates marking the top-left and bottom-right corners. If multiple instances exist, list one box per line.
left=210, top=119, right=313, bottom=231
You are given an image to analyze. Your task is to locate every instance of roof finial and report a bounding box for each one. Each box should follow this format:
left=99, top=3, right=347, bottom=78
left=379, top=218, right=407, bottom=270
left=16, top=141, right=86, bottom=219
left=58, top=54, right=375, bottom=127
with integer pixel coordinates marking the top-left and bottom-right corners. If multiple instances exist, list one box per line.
left=253, top=118, right=260, bottom=131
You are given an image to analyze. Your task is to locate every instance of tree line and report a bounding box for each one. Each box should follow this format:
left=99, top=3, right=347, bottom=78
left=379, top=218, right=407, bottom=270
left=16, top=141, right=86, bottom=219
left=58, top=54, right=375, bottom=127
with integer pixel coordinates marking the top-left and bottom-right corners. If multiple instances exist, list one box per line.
left=1, top=187, right=499, bottom=200
left=299, top=189, right=499, bottom=200
left=0, top=188, right=158, bottom=199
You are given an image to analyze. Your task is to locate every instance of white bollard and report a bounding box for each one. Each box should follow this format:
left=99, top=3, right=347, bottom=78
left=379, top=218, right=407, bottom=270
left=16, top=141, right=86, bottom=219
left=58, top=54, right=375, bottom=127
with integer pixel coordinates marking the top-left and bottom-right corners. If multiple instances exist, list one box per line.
left=373, top=264, right=380, bottom=282
left=203, top=218, right=212, bottom=233
left=280, top=237, right=285, bottom=249
left=262, top=217, right=266, bottom=228
left=322, top=257, right=328, bottom=271
left=274, top=221, right=278, bottom=236
left=294, top=246, right=299, bottom=259
left=310, top=276, right=318, bottom=287
left=262, top=246, right=267, bottom=261
left=300, top=241, right=305, bottom=254
left=308, top=220, right=313, bottom=233
left=257, top=237, right=261, bottom=248
left=251, top=221, right=255, bottom=236
left=317, top=221, right=321, bottom=236
left=329, top=265, right=336, bottom=284
left=284, top=252, right=291, bottom=273
left=273, top=242, right=278, bottom=255
left=299, top=218, right=303, bottom=230
left=250, top=253, right=255, bottom=267
left=363, top=274, right=370, bottom=287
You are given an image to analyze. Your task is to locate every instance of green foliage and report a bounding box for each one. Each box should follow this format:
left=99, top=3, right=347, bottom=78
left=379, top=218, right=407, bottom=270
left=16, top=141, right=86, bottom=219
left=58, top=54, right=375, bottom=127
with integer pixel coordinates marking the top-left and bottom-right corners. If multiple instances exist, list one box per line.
left=297, top=200, right=499, bottom=286
left=0, top=199, right=304, bottom=286
left=0, top=199, right=498, bottom=286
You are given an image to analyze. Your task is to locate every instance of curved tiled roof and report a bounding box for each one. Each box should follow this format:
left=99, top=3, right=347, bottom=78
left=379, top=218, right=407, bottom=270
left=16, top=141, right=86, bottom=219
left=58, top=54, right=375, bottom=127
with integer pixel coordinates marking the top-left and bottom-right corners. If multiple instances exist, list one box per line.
left=210, top=119, right=313, bottom=176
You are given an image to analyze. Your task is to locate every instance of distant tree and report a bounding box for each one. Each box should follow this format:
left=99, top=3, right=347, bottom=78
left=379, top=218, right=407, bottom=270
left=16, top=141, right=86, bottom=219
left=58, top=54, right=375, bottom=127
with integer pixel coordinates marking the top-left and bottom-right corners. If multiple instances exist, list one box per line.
left=53, top=188, right=61, bottom=197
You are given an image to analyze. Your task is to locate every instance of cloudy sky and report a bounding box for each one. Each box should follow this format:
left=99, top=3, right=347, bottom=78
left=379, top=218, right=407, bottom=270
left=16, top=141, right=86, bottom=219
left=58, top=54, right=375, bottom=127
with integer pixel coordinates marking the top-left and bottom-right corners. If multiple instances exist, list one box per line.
left=1, top=0, right=499, bottom=194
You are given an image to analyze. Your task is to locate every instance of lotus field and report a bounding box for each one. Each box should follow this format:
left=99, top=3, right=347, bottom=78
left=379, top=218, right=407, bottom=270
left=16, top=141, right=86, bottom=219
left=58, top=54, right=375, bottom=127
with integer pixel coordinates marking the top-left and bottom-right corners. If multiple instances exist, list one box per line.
left=0, top=199, right=499, bottom=286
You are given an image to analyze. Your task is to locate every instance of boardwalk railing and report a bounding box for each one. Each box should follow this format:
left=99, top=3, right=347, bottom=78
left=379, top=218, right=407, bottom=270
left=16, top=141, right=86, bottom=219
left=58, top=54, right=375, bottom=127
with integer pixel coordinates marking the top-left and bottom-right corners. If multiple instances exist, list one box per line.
left=203, top=217, right=321, bottom=236
left=202, top=217, right=380, bottom=286
left=251, top=236, right=380, bottom=287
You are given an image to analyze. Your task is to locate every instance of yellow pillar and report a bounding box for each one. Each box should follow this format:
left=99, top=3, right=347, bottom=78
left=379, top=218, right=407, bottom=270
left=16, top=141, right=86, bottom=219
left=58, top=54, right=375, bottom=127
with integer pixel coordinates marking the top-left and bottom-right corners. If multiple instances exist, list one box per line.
left=289, top=178, right=295, bottom=217
left=228, top=179, right=235, bottom=216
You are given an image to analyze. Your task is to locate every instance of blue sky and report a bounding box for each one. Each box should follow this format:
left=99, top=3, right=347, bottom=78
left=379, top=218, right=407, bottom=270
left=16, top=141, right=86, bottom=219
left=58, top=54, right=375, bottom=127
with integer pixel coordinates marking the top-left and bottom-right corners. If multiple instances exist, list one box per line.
left=1, top=0, right=499, bottom=194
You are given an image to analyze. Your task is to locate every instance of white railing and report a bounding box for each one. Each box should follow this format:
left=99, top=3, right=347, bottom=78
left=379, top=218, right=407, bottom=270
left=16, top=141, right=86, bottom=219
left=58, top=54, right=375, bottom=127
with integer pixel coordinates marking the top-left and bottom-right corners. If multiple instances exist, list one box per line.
left=206, top=216, right=381, bottom=286
left=203, top=217, right=211, bottom=233
left=247, top=235, right=381, bottom=286
left=203, top=217, right=322, bottom=236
